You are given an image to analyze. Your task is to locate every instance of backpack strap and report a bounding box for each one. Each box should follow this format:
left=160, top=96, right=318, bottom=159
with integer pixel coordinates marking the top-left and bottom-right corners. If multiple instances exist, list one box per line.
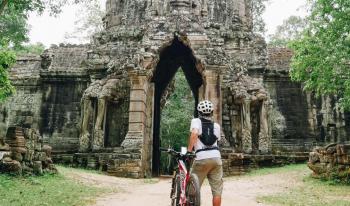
left=195, top=147, right=219, bottom=154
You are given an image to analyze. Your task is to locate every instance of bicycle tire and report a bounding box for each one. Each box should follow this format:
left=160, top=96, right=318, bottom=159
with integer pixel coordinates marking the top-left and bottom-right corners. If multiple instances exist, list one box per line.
left=171, top=174, right=181, bottom=206
left=186, top=173, right=201, bottom=206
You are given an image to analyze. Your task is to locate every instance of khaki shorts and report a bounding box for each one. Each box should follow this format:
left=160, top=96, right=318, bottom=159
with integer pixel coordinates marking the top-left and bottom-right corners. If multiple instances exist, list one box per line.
left=191, top=158, right=223, bottom=197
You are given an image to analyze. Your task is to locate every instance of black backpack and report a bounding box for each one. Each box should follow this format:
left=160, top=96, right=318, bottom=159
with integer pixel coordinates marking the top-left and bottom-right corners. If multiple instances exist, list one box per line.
left=199, top=118, right=218, bottom=146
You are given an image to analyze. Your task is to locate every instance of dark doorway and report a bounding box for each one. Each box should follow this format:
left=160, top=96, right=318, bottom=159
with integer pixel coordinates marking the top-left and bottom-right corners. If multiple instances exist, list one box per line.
left=104, top=100, right=128, bottom=148
left=151, top=38, right=203, bottom=176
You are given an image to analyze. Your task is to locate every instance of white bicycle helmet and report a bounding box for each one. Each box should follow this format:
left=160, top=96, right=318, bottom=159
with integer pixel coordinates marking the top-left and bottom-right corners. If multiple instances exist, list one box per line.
left=197, top=100, right=214, bottom=114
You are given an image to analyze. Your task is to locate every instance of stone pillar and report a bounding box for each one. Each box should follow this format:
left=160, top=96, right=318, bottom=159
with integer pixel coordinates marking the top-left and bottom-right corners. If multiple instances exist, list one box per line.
left=79, top=98, right=92, bottom=152
left=92, top=98, right=106, bottom=150
left=121, top=70, right=149, bottom=150
left=142, top=82, right=155, bottom=177
left=203, top=67, right=223, bottom=126
left=241, top=99, right=252, bottom=153
left=259, top=100, right=270, bottom=154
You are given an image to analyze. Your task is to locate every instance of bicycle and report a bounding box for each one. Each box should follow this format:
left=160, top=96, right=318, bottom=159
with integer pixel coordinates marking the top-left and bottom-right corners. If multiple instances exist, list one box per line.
left=160, top=147, right=201, bottom=206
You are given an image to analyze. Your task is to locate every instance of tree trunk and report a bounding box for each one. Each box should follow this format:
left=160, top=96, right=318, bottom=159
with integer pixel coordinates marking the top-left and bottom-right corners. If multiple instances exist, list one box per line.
left=0, top=0, right=9, bottom=16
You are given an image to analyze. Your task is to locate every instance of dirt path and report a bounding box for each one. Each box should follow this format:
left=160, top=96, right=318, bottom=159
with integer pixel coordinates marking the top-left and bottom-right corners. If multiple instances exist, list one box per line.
left=64, top=168, right=308, bottom=206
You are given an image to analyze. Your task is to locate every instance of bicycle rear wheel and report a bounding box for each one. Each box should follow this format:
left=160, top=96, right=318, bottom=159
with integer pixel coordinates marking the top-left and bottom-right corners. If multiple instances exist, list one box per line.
left=171, top=174, right=181, bottom=206
left=186, top=173, right=200, bottom=206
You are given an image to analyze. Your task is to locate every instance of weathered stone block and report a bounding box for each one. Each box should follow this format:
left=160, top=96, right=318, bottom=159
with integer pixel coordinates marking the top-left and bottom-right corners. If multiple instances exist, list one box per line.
left=33, top=161, right=43, bottom=175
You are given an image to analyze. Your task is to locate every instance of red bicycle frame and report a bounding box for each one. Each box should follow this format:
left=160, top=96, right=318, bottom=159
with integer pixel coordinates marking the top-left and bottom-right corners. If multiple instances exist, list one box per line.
left=160, top=148, right=197, bottom=206
left=178, top=156, right=191, bottom=204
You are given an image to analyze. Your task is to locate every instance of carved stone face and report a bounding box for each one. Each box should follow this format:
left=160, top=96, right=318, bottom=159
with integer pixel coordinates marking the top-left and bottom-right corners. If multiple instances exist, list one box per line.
left=170, top=0, right=191, bottom=9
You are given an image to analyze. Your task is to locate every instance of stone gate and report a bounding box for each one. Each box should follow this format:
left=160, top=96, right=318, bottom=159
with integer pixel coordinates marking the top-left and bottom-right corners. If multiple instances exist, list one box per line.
left=1, top=0, right=350, bottom=178
left=77, top=0, right=270, bottom=177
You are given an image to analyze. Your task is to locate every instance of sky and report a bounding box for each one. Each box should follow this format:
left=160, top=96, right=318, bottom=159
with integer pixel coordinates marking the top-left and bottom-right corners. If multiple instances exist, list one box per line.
left=28, top=0, right=308, bottom=47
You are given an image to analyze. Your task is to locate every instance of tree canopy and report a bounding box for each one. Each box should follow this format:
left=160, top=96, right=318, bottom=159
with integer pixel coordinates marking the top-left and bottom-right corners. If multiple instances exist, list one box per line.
left=268, top=16, right=307, bottom=48
left=252, top=0, right=269, bottom=34
left=0, top=0, right=97, bottom=101
left=289, top=0, right=350, bottom=110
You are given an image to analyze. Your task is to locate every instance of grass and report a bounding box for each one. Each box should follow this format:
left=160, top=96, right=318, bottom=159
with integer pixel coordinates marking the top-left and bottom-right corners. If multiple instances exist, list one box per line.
left=257, top=166, right=350, bottom=206
left=56, top=164, right=104, bottom=175
left=0, top=167, right=108, bottom=206
left=246, top=163, right=307, bottom=177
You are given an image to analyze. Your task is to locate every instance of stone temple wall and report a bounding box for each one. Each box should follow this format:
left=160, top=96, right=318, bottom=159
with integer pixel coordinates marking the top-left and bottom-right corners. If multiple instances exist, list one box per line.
left=40, top=45, right=90, bottom=152
left=0, top=45, right=90, bottom=154
left=265, top=48, right=350, bottom=152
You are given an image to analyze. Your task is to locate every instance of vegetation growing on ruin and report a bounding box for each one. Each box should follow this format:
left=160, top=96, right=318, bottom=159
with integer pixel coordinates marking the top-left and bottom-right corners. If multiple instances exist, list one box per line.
left=289, top=0, right=350, bottom=110
left=160, top=69, right=195, bottom=174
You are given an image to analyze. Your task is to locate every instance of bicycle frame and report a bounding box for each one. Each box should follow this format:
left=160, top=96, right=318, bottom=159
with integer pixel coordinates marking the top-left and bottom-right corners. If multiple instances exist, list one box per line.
left=178, top=157, right=191, bottom=205
left=160, top=148, right=196, bottom=206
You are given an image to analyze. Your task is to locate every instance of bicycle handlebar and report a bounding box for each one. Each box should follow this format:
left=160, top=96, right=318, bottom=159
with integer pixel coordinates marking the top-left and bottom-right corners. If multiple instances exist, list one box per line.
left=159, top=148, right=196, bottom=158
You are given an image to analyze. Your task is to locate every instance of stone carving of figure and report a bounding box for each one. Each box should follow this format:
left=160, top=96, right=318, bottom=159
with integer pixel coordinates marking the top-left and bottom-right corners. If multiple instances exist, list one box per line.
left=192, top=0, right=201, bottom=16
left=200, top=0, right=208, bottom=16
left=93, top=98, right=106, bottom=150
left=259, top=100, right=270, bottom=154
left=241, top=99, right=252, bottom=153
left=79, top=98, right=93, bottom=152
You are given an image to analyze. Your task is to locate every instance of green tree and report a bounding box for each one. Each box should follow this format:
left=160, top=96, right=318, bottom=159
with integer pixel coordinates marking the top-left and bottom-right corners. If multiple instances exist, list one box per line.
left=14, top=43, right=45, bottom=55
left=252, top=0, right=269, bottom=34
left=268, top=16, right=307, bottom=47
left=160, top=69, right=195, bottom=174
left=64, top=0, right=105, bottom=42
left=289, top=0, right=350, bottom=109
left=0, top=0, right=96, bottom=101
left=0, top=49, right=15, bottom=101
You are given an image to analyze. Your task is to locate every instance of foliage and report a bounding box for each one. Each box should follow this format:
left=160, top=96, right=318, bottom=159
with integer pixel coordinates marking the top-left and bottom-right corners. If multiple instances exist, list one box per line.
left=0, top=0, right=94, bottom=16
left=289, top=0, right=350, bottom=110
left=0, top=48, right=16, bottom=101
left=160, top=69, right=195, bottom=174
left=0, top=172, right=105, bottom=206
left=252, top=0, right=269, bottom=34
left=64, top=0, right=105, bottom=42
left=268, top=16, right=308, bottom=48
left=14, top=43, right=46, bottom=55
left=0, top=0, right=93, bottom=102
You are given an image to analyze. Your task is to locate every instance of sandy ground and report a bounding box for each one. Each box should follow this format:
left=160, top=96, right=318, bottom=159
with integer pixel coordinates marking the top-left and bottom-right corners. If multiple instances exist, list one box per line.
left=64, top=169, right=308, bottom=206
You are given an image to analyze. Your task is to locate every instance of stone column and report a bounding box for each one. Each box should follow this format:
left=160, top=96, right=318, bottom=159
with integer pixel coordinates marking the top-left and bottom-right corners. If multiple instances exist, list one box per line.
left=259, top=100, right=270, bottom=154
left=79, top=98, right=92, bottom=152
left=121, top=70, right=149, bottom=150
left=203, top=67, right=223, bottom=126
left=241, top=99, right=252, bottom=153
left=92, top=98, right=106, bottom=150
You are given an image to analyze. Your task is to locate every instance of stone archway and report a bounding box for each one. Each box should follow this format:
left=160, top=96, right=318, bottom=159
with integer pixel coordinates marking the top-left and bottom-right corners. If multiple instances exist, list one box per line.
left=151, top=38, right=203, bottom=176
left=120, top=36, right=225, bottom=177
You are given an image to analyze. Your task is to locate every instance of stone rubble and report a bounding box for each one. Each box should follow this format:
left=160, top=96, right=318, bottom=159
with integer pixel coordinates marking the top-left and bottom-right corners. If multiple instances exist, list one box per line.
left=0, top=126, right=56, bottom=175
left=308, top=144, right=350, bottom=181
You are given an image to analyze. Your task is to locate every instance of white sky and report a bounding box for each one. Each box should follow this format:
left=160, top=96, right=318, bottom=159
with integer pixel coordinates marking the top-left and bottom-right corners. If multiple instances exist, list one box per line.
left=28, top=0, right=308, bottom=47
